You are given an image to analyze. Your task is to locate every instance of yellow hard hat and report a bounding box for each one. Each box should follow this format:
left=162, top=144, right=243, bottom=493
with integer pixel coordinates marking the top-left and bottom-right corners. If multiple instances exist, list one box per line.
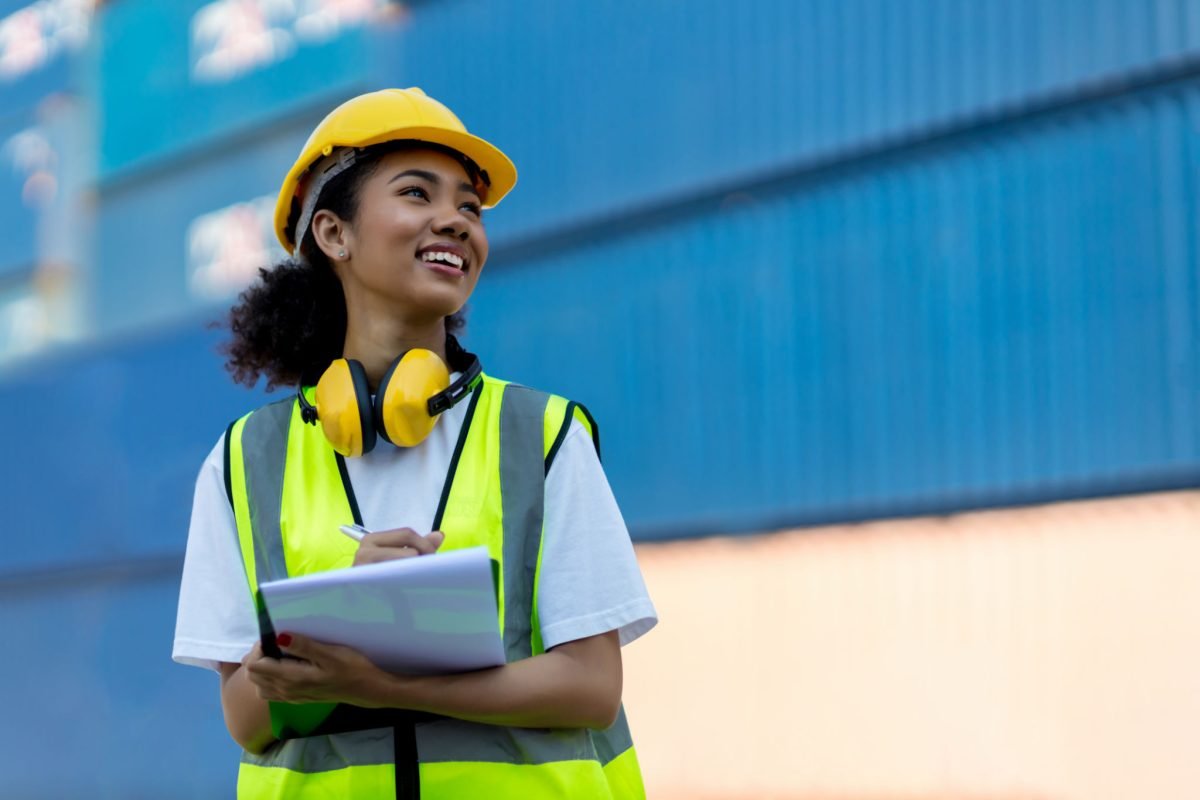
left=274, top=87, right=517, bottom=254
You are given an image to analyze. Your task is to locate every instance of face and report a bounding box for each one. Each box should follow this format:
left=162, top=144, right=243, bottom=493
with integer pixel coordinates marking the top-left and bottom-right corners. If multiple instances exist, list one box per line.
left=317, top=148, right=489, bottom=327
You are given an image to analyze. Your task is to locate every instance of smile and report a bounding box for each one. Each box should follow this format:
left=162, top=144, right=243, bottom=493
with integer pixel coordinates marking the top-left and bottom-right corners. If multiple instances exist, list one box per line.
left=419, top=250, right=467, bottom=271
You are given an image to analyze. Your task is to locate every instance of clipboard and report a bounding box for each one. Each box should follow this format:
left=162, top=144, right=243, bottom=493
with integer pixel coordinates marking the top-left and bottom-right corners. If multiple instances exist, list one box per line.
left=257, top=545, right=505, bottom=675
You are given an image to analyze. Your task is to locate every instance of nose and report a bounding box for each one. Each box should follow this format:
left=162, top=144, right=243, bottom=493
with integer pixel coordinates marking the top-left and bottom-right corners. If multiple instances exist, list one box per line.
left=432, top=203, right=470, bottom=241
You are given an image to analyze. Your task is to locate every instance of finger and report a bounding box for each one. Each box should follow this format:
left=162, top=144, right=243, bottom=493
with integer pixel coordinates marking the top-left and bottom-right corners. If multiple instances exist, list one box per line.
left=363, top=528, right=438, bottom=555
left=361, top=527, right=418, bottom=547
left=276, top=632, right=324, bottom=663
left=281, top=632, right=365, bottom=668
left=245, top=660, right=276, bottom=686
left=354, top=546, right=418, bottom=566
left=426, top=530, right=445, bottom=550
left=247, top=648, right=309, bottom=677
left=248, top=656, right=322, bottom=689
left=246, top=656, right=282, bottom=680
left=240, top=641, right=263, bottom=668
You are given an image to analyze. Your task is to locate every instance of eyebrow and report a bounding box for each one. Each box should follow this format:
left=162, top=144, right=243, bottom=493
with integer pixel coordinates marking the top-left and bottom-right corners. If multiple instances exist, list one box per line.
left=388, top=168, right=481, bottom=200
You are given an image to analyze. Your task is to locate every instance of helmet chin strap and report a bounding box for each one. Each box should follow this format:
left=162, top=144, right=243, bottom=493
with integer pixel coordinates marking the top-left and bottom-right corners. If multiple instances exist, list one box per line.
left=294, top=147, right=359, bottom=259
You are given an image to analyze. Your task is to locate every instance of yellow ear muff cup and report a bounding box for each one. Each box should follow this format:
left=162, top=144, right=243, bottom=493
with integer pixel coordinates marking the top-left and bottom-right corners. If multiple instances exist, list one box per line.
left=375, top=349, right=451, bottom=447
left=314, top=359, right=376, bottom=457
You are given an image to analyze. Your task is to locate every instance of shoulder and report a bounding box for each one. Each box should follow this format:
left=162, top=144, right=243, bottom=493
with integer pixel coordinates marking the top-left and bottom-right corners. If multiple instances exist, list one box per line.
left=230, top=394, right=297, bottom=427
left=480, top=374, right=601, bottom=468
left=224, top=395, right=297, bottom=449
left=217, top=395, right=296, bottom=501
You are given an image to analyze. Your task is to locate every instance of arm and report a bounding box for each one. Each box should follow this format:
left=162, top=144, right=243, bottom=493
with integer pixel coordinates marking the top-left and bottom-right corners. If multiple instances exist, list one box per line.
left=218, top=659, right=275, bottom=754
left=234, top=525, right=621, bottom=739
left=367, top=630, right=622, bottom=729
left=216, top=526, right=442, bottom=752
left=245, top=629, right=623, bottom=731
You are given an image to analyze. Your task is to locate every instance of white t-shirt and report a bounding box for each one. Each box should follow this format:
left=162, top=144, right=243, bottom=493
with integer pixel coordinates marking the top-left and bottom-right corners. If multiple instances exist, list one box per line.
left=172, top=390, right=657, bottom=672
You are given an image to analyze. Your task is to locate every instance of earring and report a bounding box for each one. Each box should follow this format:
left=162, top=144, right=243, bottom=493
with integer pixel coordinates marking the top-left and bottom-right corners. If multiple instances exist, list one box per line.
left=338, top=249, right=347, bottom=259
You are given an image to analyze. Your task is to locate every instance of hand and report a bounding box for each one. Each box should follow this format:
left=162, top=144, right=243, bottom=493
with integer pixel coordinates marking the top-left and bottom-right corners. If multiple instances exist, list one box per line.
left=243, top=633, right=384, bottom=706
left=353, top=527, right=445, bottom=566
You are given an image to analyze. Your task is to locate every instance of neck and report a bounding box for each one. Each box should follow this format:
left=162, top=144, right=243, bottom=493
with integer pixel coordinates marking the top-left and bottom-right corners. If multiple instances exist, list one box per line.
left=342, top=313, right=448, bottom=391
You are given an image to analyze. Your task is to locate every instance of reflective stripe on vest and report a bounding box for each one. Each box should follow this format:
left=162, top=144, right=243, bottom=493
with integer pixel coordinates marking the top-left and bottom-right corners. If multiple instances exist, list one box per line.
left=226, top=375, right=644, bottom=799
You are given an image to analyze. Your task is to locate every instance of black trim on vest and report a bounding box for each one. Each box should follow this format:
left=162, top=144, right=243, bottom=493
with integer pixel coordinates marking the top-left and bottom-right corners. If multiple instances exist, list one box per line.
left=544, top=401, right=602, bottom=472
left=431, top=381, right=483, bottom=532
left=335, top=454, right=364, bottom=526
left=305, top=705, right=433, bottom=735
left=575, top=402, right=601, bottom=461
left=222, top=420, right=236, bottom=511
left=544, top=401, right=578, bottom=475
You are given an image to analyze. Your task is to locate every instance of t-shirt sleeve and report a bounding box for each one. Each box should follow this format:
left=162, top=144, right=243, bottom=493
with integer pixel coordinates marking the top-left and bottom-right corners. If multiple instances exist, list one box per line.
left=172, top=433, right=261, bottom=673
left=537, top=419, right=658, bottom=651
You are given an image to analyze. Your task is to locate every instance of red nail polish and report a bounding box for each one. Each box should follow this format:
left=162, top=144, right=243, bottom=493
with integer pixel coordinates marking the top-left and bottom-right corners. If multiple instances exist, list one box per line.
left=276, top=633, right=292, bottom=648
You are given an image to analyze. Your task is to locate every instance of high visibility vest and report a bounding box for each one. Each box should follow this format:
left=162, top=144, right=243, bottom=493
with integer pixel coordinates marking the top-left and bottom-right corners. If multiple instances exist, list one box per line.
left=225, top=374, right=645, bottom=799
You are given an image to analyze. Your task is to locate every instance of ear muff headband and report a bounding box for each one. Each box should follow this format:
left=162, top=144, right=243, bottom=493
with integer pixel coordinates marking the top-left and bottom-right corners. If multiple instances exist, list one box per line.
left=427, top=347, right=482, bottom=412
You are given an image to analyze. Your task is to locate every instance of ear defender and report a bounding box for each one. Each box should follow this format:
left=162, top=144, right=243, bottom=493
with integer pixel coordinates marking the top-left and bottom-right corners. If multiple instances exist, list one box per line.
left=312, top=358, right=376, bottom=457
left=296, top=341, right=483, bottom=456
left=374, top=349, right=451, bottom=447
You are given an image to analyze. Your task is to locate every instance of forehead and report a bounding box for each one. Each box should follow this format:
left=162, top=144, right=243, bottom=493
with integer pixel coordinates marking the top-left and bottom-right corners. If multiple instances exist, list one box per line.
left=369, top=148, right=476, bottom=187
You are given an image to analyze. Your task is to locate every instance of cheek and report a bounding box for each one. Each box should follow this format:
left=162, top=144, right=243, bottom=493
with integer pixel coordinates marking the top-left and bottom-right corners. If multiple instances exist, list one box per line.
left=473, top=227, right=489, bottom=264
left=365, top=205, right=424, bottom=244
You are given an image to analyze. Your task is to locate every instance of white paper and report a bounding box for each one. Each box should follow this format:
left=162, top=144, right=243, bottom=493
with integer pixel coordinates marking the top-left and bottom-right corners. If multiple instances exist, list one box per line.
left=258, top=546, right=505, bottom=675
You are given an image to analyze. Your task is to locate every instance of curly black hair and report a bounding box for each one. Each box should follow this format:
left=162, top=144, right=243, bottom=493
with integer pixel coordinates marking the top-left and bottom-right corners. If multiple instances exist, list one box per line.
left=222, top=141, right=472, bottom=390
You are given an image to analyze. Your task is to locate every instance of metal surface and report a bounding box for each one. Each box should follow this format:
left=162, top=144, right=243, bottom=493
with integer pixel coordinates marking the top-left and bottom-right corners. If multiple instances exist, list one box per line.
left=92, top=111, right=314, bottom=333
left=0, top=321, right=269, bottom=796
left=626, top=492, right=1200, bottom=799
left=392, top=0, right=1200, bottom=247
left=96, top=0, right=375, bottom=179
left=0, top=108, right=40, bottom=277
left=472, top=78, right=1200, bottom=539
left=4, top=0, right=1200, bottom=795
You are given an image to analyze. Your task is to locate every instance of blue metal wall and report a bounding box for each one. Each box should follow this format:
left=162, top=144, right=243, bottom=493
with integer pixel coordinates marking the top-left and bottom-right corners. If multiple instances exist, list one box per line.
left=3, top=0, right=1200, bottom=794
left=97, top=0, right=377, bottom=178
left=0, top=0, right=85, bottom=281
left=0, top=106, right=41, bottom=277
left=0, top=320, right=271, bottom=797
left=477, top=80, right=1200, bottom=537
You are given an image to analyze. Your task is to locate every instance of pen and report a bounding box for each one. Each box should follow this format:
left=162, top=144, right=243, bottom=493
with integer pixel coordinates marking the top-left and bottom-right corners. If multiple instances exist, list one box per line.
left=339, top=523, right=371, bottom=542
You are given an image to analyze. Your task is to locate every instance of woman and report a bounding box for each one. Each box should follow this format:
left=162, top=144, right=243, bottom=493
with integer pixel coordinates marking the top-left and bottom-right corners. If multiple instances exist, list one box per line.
left=173, top=88, right=657, bottom=798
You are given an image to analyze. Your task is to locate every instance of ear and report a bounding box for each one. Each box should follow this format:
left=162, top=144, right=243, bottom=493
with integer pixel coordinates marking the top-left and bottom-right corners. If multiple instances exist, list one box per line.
left=311, top=208, right=352, bottom=263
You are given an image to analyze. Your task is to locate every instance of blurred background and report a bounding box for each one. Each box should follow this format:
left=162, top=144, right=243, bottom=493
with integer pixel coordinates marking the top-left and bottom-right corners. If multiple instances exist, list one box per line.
left=2, top=0, right=1199, bottom=797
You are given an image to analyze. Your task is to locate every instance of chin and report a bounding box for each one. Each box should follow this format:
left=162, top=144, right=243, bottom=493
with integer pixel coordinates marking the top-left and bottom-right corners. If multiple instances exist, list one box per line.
left=391, top=295, right=467, bottom=322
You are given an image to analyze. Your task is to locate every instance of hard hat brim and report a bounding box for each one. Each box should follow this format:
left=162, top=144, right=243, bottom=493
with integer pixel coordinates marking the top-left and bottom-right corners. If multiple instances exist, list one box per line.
left=274, top=126, right=517, bottom=254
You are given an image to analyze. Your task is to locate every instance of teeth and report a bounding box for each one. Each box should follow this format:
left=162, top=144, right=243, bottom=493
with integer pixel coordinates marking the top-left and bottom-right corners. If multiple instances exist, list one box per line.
left=421, top=251, right=464, bottom=269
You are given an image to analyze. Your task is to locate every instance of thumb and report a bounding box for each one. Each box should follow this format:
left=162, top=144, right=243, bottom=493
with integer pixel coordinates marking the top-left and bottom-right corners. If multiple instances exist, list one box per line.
left=426, top=530, right=446, bottom=550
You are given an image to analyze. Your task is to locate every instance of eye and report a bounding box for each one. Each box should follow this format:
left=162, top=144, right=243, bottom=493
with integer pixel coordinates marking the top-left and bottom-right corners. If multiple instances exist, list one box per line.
left=398, top=186, right=429, bottom=200
left=459, top=201, right=482, bottom=217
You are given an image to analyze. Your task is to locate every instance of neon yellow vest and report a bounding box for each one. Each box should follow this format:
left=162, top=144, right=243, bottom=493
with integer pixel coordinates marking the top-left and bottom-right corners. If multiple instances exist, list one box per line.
left=225, top=375, right=645, bottom=799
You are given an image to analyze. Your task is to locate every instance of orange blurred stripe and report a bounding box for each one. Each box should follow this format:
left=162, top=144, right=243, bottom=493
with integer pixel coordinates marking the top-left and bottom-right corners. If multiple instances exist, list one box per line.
left=623, top=492, right=1200, bottom=800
